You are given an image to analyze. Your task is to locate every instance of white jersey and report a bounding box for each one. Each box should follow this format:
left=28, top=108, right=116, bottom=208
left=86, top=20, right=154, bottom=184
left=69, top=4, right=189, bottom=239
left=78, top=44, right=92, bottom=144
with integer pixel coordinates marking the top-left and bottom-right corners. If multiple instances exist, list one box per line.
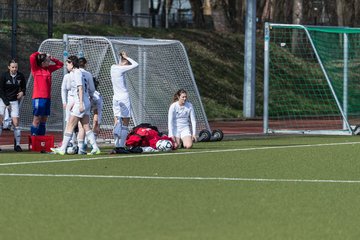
left=110, top=57, right=139, bottom=101
left=61, top=73, right=73, bottom=105
left=61, top=73, right=75, bottom=121
left=69, top=69, right=90, bottom=107
left=168, top=101, right=196, bottom=137
left=80, top=68, right=95, bottom=99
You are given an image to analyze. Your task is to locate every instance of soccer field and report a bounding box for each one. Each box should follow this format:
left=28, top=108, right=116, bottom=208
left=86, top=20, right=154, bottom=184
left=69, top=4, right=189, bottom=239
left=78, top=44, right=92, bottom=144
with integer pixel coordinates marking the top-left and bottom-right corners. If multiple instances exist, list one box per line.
left=1, top=135, right=360, bottom=239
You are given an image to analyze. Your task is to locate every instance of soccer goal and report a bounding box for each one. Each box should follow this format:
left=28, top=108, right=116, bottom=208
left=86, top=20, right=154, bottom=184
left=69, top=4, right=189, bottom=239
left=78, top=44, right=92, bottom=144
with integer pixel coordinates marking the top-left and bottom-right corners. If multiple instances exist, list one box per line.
left=263, top=23, right=360, bottom=135
left=20, top=35, right=211, bottom=141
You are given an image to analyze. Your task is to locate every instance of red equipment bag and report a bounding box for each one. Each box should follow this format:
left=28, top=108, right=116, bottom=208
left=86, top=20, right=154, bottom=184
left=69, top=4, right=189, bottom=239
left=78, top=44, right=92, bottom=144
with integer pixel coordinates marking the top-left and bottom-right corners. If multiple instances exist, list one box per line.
left=28, top=135, right=55, bottom=152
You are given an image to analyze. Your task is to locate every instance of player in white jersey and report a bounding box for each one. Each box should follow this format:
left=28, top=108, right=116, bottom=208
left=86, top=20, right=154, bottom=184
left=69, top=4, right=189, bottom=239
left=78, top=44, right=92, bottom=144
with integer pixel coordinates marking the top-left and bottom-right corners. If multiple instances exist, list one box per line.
left=79, top=57, right=103, bottom=138
left=110, top=51, right=139, bottom=150
left=61, top=73, right=73, bottom=123
left=76, top=57, right=97, bottom=154
left=168, top=89, right=197, bottom=149
left=51, top=55, right=100, bottom=155
left=61, top=72, right=78, bottom=150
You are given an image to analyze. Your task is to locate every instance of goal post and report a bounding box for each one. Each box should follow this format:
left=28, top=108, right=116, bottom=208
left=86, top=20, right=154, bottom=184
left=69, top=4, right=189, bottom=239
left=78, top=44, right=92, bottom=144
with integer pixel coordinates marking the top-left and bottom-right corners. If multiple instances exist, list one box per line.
left=264, top=23, right=360, bottom=135
left=20, top=35, right=211, bottom=141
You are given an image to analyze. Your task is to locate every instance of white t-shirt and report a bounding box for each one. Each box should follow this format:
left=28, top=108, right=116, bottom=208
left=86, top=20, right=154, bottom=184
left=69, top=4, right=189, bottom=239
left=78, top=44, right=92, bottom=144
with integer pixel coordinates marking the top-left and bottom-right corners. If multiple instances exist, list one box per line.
left=168, top=101, right=196, bottom=137
left=110, top=57, right=139, bottom=101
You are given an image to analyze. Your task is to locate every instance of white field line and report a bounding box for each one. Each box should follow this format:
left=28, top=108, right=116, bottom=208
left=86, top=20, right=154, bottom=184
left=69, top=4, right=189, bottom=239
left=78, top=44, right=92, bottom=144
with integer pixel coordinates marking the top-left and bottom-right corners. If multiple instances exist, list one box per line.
left=0, top=141, right=359, bottom=167
left=0, top=173, right=359, bottom=184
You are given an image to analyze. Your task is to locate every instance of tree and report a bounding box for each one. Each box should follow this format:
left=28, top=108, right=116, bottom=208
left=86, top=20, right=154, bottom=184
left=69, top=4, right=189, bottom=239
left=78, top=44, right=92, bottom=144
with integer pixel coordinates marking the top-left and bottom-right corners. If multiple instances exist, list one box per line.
left=292, top=0, right=302, bottom=24
left=189, top=0, right=205, bottom=28
left=212, top=0, right=231, bottom=32
left=261, top=0, right=272, bottom=22
left=336, top=0, right=344, bottom=26
left=291, top=0, right=302, bottom=54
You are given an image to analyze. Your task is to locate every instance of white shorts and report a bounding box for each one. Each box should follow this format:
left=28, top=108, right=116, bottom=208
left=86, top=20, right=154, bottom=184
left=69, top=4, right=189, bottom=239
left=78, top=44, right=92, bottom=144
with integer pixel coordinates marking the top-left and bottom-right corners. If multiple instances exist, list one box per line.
left=0, top=99, right=19, bottom=118
left=71, top=101, right=91, bottom=118
left=172, top=126, right=192, bottom=139
left=65, top=96, right=75, bottom=122
left=91, top=96, right=103, bottom=124
left=112, top=98, right=131, bottom=118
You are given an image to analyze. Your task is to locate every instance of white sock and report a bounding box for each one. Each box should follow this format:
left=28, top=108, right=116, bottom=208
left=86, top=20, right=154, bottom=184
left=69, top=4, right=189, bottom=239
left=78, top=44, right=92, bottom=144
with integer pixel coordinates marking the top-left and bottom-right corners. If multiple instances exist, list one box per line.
left=14, top=127, right=21, bottom=146
left=119, top=126, right=129, bottom=147
left=113, top=119, right=121, bottom=148
left=114, top=135, right=120, bottom=147
left=86, top=130, right=98, bottom=150
left=60, top=132, right=72, bottom=151
left=71, top=133, right=78, bottom=147
left=77, top=139, right=85, bottom=153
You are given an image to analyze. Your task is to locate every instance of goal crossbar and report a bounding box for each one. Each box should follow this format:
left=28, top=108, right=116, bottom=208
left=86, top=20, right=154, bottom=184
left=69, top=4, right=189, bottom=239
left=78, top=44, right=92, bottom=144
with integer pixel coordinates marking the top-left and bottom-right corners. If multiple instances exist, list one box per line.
left=20, top=35, right=211, bottom=142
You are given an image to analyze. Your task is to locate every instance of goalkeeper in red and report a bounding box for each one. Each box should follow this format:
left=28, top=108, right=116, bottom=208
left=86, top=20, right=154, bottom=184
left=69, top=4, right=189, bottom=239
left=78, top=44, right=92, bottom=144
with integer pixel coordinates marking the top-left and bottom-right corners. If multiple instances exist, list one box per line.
left=29, top=51, right=63, bottom=136
left=110, top=51, right=138, bottom=150
left=168, top=89, right=197, bottom=149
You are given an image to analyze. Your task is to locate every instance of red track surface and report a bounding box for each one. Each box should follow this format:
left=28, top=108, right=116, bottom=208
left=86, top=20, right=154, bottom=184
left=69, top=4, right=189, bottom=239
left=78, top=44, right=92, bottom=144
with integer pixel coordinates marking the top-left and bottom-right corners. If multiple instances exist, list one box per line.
left=0, top=130, right=64, bottom=149
left=209, top=120, right=263, bottom=136
left=1, top=118, right=352, bottom=148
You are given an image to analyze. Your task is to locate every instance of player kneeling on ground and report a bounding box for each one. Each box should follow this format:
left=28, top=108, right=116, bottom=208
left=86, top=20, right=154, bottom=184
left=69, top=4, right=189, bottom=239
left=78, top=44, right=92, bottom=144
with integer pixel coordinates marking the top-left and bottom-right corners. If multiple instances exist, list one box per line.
left=168, top=89, right=197, bottom=149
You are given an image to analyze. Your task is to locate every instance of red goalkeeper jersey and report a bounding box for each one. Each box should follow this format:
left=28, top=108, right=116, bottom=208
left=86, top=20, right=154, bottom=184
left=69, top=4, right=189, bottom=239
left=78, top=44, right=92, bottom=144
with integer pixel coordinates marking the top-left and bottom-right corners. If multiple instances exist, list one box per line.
left=30, top=52, right=63, bottom=99
left=125, top=123, right=174, bottom=149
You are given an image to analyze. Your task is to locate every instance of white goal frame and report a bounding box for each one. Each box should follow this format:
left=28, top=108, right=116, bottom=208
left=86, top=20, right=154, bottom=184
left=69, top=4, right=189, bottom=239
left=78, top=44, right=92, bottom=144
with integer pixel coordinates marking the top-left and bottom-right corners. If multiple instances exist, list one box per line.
left=20, top=35, right=211, bottom=142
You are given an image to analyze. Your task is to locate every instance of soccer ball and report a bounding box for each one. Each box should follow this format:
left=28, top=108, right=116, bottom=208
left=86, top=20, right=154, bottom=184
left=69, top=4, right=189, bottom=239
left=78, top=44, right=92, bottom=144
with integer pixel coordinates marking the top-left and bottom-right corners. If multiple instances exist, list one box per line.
left=66, top=145, right=76, bottom=155
left=156, top=139, right=173, bottom=152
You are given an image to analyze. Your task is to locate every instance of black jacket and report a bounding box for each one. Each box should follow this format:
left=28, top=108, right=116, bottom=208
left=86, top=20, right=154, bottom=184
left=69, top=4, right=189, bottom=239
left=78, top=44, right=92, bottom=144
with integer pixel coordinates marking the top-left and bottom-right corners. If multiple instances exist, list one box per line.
left=0, top=71, right=26, bottom=106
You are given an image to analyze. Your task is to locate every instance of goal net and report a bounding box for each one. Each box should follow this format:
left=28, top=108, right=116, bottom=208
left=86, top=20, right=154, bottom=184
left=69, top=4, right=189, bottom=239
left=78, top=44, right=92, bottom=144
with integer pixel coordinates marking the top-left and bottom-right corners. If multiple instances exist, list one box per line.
left=20, top=35, right=210, bottom=141
left=264, top=23, right=360, bottom=135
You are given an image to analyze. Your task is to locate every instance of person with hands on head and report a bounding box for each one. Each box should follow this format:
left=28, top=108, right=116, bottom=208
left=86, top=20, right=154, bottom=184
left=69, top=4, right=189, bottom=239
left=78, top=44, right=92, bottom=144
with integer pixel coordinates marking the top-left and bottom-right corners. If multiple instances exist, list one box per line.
left=168, top=89, right=197, bottom=149
left=0, top=59, right=26, bottom=151
left=110, top=51, right=139, bottom=151
left=29, top=51, right=63, bottom=136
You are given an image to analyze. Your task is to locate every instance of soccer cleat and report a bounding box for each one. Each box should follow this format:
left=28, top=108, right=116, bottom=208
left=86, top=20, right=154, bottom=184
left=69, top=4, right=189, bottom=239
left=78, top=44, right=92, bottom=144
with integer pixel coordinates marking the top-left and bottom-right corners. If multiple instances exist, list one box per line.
left=109, top=148, right=117, bottom=154
left=87, top=148, right=101, bottom=155
left=78, top=149, right=87, bottom=155
left=109, top=147, right=131, bottom=154
left=14, top=145, right=23, bottom=152
left=50, top=147, right=65, bottom=155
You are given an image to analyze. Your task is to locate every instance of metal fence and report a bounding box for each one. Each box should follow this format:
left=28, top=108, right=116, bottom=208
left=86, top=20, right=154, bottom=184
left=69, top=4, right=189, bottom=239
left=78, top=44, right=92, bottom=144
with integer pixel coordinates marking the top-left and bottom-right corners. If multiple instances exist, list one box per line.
left=0, top=4, right=193, bottom=79
left=0, top=5, right=193, bottom=28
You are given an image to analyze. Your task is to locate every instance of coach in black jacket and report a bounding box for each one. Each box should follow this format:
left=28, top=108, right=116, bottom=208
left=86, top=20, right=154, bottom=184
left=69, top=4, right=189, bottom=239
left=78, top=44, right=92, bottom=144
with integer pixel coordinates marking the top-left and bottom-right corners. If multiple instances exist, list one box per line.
left=0, top=59, right=26, bottom=152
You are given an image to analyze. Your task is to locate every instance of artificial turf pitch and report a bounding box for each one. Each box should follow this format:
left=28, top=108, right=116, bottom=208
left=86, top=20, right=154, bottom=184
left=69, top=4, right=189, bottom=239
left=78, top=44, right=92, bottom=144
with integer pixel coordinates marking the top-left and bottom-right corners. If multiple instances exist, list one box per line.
left=1, top=135, right=360, bottom=239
